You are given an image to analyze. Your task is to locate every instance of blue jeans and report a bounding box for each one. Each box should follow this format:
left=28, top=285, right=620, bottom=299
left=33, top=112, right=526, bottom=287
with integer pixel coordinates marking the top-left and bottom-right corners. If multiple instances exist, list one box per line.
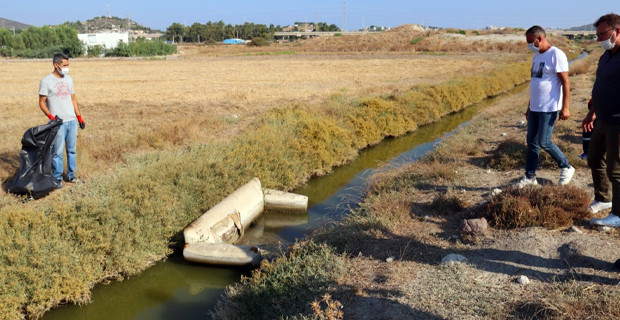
left=525, top=111, right=569, bottom=179
left=52, top=120, right=77, bottom=181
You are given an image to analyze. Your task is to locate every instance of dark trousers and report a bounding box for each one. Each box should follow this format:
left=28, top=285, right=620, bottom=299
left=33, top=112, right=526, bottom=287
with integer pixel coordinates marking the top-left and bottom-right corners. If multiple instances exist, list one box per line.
left=587, top=121, right=620, bottom=212
left=582, top=120, right=596, bottom=154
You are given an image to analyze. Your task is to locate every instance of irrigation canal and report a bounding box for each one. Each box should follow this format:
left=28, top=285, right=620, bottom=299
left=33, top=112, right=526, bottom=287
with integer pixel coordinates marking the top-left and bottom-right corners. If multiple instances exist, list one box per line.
left=43, top=84, right=527, bottom=320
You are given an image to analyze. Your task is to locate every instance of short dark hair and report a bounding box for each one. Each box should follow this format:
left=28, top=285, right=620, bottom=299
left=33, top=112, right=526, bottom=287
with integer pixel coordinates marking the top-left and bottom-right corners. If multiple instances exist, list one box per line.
left=594, top=13, right=620, bottom=29
left=52, top=53, right=69, bottom=65
left=526, top=25, right=546, bottom=38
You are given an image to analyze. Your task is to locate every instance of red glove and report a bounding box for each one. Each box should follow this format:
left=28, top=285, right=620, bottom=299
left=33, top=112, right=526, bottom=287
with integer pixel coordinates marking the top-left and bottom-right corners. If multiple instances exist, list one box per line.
left=47, top=114, right=55, bottom=121
left=77, top=115, right=85, bottom=129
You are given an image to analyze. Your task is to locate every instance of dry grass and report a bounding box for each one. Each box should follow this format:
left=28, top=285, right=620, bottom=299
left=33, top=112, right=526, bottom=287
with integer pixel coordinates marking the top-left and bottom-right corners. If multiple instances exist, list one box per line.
left=0, top=30, right=577, bottom=319
left=0, top=52, right=503, bottom=187
left=511, top=282, right=620, bottom=320
left=483, top=185, right=592, bottom=229
left=214, top=41, right=619, bottom=320
left=569, top=47, right=604, bottom=76
left=0, top=58, right=531, bottom=319
left=487, top=138, right=566, bottom=171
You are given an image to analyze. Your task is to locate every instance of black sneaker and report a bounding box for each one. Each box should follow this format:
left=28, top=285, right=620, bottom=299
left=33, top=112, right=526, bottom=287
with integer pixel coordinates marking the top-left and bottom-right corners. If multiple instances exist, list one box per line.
left=67, top=177, right=82, bottom=183
left=56, top=180, right=63, bottom=189
left=615, top=259, right=620, bottom=270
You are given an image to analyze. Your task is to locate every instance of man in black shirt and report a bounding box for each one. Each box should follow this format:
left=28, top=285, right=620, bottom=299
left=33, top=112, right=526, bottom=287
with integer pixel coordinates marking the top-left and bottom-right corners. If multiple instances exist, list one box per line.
left=584, top=13, right=620, bottom=230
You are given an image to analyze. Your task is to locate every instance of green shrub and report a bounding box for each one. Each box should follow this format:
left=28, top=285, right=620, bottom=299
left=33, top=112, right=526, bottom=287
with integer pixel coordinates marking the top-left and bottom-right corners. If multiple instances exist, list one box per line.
left=410, top=37, right=423, bottom=45
left=248, top=37, right=270, bottom=47
left=213, top=241, right=345, bottom=320
left=107, top=41, right=130, bottom=57
left=87, top=45, right=105, bottom=57
left=129, top=38, right=176, bottom=56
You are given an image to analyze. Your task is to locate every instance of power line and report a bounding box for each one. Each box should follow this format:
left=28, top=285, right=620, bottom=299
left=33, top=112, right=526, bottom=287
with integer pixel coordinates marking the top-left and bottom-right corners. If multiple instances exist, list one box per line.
left=343, top=1, right=346, bottom=32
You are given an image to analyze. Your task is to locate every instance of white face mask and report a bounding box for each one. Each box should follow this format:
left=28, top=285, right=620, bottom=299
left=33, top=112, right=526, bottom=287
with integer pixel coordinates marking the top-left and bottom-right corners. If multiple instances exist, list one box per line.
left=600, top=31, right=616, bottom=51
left=527, top=42, right=539, bottom=53
left=55, top=64, right=69, bottom=75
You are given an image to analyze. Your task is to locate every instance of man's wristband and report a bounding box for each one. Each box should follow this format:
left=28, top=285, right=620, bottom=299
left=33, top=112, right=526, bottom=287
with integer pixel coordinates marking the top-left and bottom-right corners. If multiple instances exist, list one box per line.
left=47, top=114, right=55, bottom=121
left=77, top=115, right=84, bottom=123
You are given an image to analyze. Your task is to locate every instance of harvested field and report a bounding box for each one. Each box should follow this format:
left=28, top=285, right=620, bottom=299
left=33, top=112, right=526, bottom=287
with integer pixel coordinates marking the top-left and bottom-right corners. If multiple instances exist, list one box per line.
left=0, top=51, right=519, bottom=185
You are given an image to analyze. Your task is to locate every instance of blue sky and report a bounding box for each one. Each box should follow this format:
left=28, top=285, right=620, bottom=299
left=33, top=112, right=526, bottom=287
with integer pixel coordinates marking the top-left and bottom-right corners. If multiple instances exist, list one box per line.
left=2, top=1, right=617, bottom=31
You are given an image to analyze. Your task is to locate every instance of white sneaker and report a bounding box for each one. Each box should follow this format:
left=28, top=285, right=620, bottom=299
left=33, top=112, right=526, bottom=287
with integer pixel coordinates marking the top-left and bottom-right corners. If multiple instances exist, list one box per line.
left=590, top=213, right=620, bottom=227
left=515, top=176, right=538, bottom=188
left=558, top=166, right=575, bottom=186
left=588, top=200, right=612, bottom=213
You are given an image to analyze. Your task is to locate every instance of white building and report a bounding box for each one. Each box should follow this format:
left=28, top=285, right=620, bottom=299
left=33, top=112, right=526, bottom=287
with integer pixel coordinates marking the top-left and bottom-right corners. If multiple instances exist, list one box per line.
left=78, top=32, right=129, bottom=54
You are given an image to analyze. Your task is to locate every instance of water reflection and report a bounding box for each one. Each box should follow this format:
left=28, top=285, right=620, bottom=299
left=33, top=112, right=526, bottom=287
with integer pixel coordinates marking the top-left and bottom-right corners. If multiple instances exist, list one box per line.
left=43, top=254, right=243, bottom=320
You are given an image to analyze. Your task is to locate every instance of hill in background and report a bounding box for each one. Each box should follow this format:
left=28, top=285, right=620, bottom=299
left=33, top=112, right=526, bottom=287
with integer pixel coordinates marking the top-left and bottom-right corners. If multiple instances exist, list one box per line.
left=61, top=16, right=161, bottom=34
left=567, top=23, right=596, bottom=31
left=0, top=17, right=31, bottom=30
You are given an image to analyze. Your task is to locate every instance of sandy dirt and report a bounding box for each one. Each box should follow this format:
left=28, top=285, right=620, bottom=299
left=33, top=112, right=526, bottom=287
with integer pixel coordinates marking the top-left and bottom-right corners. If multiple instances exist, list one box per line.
left=329, top=56, right=620, bottom=319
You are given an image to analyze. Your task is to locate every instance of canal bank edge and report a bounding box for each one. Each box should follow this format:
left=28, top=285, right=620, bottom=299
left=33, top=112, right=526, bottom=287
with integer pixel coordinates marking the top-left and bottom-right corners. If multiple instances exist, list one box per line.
left=1, top=61, right=530, bottom=319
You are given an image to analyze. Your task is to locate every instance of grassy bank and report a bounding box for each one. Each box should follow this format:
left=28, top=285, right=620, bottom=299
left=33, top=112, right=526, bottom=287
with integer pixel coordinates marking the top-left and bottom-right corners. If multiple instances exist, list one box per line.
left=0, top=61, right=528, bottom=319
left=213, top=48, right=620, bottom=319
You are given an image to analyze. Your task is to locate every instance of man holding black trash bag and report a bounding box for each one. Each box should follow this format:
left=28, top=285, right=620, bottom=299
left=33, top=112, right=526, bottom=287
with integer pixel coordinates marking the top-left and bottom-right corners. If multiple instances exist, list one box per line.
left=38, top=53, right=85, bottom=189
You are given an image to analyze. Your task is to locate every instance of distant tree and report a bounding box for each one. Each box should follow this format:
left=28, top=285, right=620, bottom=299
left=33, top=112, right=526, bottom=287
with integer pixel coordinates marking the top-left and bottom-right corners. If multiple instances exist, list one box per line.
left=187, top=23, right=207, bottom=42
left=313, top=22, right=340, bottom=32
left=0, top=28, right=16, bottom=48
left=108, top=41, right=130, bottom=57
left=165, top=23, right=186, bottom=43
left=57, top=26, right=85, bottom=56
left=327, top=24, right=340, bottom=31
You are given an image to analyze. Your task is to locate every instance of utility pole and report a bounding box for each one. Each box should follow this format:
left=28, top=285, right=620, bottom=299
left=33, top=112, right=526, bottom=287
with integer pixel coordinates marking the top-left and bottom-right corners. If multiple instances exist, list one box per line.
left=315, top=12, right=318, bottom=32
left=343, top=1, right=347, bottom=32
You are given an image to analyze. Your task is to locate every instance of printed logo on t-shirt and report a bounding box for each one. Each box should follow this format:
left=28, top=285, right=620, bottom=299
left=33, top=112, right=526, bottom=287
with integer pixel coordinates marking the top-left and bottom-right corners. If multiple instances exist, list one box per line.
left=54, top=81, right=71, bottom=99
left=531, top=62, right=544, bottom=78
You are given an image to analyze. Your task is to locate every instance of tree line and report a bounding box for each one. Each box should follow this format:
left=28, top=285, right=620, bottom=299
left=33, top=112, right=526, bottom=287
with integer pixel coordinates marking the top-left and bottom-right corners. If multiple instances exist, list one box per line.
left=0, top=24, right=175, bottom=58
left=164, top=20, right=340, bottom=43
left=165, top=21, right=281, bottom=43
left=0, top=25, right=83, bottom=58
left=0, top=19, right=343, bottom=58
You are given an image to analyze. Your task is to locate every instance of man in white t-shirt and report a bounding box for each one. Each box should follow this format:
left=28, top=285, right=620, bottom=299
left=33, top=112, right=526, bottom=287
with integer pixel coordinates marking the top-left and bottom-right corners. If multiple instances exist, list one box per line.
left=515, top=26, right=574, bottom=188
left=38, top=53, right=86, bottom=189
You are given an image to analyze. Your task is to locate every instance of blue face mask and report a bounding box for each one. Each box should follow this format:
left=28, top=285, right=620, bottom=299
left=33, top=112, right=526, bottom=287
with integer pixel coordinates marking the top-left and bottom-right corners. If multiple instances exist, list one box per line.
left=527, top=42, right=539, bottom=53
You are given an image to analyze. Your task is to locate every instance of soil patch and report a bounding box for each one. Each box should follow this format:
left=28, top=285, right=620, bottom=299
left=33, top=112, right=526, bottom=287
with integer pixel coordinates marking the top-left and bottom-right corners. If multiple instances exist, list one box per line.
left=327, top=54, right=620, bottom=319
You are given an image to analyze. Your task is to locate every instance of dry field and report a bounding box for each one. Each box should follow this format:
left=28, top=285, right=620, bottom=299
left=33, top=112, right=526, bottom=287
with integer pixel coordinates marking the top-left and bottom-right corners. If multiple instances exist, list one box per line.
left=0, top=29, right=542, bottom=319
left=0, top=49, right=520, bottom=187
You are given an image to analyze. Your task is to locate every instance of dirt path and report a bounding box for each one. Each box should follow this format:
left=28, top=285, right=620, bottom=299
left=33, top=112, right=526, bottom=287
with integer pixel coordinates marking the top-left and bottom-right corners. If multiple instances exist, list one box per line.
left=330, top=59, right=620, bottom=319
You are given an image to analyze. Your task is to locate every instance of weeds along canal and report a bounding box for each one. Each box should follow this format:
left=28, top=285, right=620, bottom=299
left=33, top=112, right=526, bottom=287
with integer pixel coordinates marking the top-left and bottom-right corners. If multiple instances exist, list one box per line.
left=42, top=84, right=527, bottom=320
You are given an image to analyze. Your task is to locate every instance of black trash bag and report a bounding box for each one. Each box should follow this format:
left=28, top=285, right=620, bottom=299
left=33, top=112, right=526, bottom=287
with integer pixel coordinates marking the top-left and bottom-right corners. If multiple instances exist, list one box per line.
left=9, top=118, right=63, bottom=196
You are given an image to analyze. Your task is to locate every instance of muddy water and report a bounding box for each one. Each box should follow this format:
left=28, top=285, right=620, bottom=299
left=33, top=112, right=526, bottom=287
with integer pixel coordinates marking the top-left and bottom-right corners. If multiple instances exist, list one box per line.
left=42, top=84, right=526, bottom=320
